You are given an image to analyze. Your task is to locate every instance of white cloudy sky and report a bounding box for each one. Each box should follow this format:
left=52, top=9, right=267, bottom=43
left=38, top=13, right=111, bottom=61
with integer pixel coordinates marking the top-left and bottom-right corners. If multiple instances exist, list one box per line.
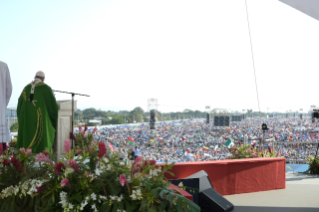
left=1, top=0, right=319, bottom=113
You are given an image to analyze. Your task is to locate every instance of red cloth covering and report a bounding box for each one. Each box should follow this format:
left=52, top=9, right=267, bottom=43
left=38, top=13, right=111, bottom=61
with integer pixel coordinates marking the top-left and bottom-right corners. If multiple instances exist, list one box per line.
left=160, top=158, right=286, bottom=195
left=168, top=183, right=193, bottom=201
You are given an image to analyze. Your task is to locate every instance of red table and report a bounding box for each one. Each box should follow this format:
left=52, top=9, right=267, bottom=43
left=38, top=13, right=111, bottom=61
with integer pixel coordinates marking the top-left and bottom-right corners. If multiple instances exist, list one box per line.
left=160, top=158, right=286, bottom=195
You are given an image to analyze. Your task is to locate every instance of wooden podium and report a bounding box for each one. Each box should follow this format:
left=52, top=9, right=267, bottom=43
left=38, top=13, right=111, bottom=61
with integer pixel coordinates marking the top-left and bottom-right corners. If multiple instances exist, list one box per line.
left=54, top=100, right=77, bottom=159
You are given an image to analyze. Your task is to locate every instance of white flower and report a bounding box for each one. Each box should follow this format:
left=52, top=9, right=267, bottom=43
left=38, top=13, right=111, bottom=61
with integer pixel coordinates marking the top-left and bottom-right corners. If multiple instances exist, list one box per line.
left=130, top=194, right=137, bottom=200
left=103, top=158, right=109, bottom=163
left=178, top=182, right=184, bottom=188
left=95, top=168, right=102, bottom=176
left=64, top=167, right=75, bottom=175
left=68, top=203, right=74, bottom=209
left=99, top=195, right=107, bottom=200
left=109, top=195, right=116, bottom=200
left=91, top=193, right=97, bottom=200
left=119, top=162, right=125, bottom=166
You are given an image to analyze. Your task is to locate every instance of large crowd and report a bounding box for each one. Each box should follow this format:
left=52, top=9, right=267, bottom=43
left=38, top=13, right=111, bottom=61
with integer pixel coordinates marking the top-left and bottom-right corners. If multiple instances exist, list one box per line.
left=82, top=117, right=319, bottom=164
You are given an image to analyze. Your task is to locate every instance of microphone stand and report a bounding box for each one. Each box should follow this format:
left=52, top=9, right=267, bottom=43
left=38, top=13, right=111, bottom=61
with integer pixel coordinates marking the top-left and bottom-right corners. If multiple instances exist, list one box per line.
left=52, top=90, right=90, bottom=148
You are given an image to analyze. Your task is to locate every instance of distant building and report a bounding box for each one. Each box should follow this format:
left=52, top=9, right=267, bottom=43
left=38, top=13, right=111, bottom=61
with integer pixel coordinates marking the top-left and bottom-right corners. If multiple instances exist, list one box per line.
left=6, top=107, right=17, bottom=128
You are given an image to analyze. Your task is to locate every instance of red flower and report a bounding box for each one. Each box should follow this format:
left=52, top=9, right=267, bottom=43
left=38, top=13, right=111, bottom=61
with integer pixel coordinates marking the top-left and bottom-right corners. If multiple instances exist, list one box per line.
left=84, top=123, right=88, bottom=132
left=42, top=150, right=49, bottom=156
left=54, top=162, right=65, bottom=175
left=2, top=159, right=9, bottom=167
left=316, top=165, right=319, bottom=168
left=11, top=155, right=26, bottom=174
left=35, top=184, right=45, bottom=194
left=0, top=143, right=3, bottom=156
left=69, top=132, right=78, bottom=143
left=276, top=151, right=280, bottom=157
left=251, top=146, right=254, bottom=150
left=268, top=146, right=272, bottom=153
left=238, top=141, right=242, bottom=146
left=98, top=142, right=107, bottom=158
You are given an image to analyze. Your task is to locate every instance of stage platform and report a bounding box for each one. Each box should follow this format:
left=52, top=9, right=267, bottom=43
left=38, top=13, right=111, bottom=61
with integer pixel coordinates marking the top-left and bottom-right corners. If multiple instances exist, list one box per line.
left=224, top=172, right=319, bottom=211
left=161, top=158, right=286, bottom=195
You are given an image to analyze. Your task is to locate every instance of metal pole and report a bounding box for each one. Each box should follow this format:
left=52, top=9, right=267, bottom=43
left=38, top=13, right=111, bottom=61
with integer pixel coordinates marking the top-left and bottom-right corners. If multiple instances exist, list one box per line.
left=72, top=93, right=75, bottom=148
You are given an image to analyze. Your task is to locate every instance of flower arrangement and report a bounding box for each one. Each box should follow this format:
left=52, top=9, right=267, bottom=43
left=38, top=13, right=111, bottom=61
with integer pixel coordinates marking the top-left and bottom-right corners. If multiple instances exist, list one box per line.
left=228, top=142, right=280, bottom=159
left=0, top=124, right=200, bottom=212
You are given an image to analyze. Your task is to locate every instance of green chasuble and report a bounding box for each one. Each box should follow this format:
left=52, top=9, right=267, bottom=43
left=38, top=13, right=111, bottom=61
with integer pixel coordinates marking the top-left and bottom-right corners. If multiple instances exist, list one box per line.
left=17, top=82, right=58, bottom=153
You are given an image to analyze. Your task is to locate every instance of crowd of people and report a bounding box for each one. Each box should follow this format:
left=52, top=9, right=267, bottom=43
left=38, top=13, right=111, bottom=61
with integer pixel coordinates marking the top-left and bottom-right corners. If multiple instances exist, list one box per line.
left=82, top=117, right=319, bottom=164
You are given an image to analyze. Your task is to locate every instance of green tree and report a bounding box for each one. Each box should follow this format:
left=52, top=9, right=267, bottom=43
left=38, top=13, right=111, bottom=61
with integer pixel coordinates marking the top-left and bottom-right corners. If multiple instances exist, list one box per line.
left=10, top=122, right=19, bottom=132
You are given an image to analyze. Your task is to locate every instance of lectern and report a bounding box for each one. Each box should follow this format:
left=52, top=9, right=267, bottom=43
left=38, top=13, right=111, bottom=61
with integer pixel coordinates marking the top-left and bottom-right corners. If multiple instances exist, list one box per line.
left=53, top=100, right=77, bottom=159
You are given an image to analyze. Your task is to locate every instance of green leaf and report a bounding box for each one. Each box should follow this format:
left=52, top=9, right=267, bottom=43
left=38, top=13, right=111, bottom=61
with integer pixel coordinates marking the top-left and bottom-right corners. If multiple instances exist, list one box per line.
left=111, top=202, right=118, bottom=212
left=165, top=171, right=175, bottom=177
left=160, top=201, right=167, bottom=211
left=124, top=200, right=132, bottom=212
left=150, top=188, right=160, bottom=198
left=159, top=189, right=169, bottom=199
left=177, top=198, right=183, bottom=212
left=67, top=193, right=82, bottom=203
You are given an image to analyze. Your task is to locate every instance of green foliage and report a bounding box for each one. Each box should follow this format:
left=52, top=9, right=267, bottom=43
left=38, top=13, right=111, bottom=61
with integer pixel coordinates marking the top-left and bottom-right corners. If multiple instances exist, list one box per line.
left=10, top=122, right=19, bottom=132
left=228, top=143, right=280, bottom=159
left=307, top=155, right=319, bottom=174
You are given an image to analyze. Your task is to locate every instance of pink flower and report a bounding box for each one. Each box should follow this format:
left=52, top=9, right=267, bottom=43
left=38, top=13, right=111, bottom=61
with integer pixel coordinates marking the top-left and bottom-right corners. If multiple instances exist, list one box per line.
left=134, top=156, right=143, bottom=163
left=132, top=162, right=143, bottom=174
left=76, top=149, right=83, bottom=155
left=35, top=153, right=54, bottom=166
left=79, top=124, right=84, bottom=134
left=119, top=174, right=128, bottom=186
left=19, top=148, right=26, bottom=154
left=26, top=149, right=32, bottom=155
left=61, top=178, right=71, bottom=188
left=67, top=159, right=80, bottom=172
left=84, top=171, right=92, bottom=177
left=92, top=127, right=98, bottom=134
left=64, top=139, right=71, bottom=153
left=276, top=151, right=280, bottom=157
left=20, top=148, right=32, bottom=155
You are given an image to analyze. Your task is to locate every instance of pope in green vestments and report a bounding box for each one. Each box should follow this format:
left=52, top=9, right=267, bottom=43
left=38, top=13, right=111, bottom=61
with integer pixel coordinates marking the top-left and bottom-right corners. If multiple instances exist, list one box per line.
left=17, top=71, right=58, bottom=153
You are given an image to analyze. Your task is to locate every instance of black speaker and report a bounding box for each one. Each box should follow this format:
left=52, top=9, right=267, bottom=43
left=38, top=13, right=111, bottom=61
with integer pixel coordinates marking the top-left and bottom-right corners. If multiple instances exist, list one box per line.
left=214, top=116, right=219, bottom=127
left=206, top=113, right=210, bottom=124
left=169, top=178, right=200, bottom=205
left=219, top=116, right=224, bottom=126
left=225, top=116, right=230, bottom=126
left=150, top=110, right=156, bottom=129
left=150, top=110, right=156, bottom=122
left=199, top=188, right=234, bottom=212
